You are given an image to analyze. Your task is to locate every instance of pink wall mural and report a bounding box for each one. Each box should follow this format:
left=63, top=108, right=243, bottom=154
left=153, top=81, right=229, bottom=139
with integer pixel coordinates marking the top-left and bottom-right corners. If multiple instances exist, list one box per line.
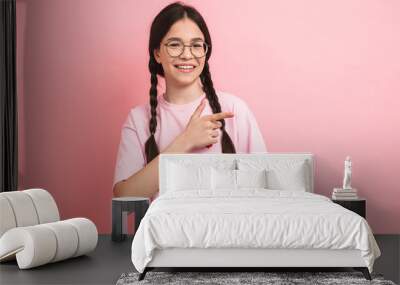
left=16, top=0, right=400, bottom=234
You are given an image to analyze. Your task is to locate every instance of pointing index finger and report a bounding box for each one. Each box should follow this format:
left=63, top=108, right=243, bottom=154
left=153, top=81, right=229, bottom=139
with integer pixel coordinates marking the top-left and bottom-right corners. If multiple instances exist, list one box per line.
left=206, top=112, right=234, bottom=122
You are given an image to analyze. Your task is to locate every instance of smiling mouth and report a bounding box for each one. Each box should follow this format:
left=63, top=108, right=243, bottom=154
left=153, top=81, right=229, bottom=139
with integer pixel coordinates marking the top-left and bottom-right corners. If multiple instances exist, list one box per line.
left=174, top=64, right=196, bottom=70
left=174, top=64, right=196, bottom=73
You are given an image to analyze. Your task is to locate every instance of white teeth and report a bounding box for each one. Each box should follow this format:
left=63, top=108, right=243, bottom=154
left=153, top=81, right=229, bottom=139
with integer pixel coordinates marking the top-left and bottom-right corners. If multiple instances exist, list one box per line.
left=176, top=65, right=195, bottom=69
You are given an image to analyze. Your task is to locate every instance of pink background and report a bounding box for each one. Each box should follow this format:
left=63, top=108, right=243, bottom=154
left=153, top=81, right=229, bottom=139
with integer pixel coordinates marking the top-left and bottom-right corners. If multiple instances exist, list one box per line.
left=16, top=0, right=400, bottom=234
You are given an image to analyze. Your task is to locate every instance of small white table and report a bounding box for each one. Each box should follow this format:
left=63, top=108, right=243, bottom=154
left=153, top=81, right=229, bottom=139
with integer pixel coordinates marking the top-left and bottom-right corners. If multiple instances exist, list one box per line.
left=111, top=197, right=149, bottom=242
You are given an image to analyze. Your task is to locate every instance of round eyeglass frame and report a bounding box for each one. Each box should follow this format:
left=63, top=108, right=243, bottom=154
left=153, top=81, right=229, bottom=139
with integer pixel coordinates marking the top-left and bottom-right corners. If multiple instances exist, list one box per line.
left=163, top=40, right=210, bottom=58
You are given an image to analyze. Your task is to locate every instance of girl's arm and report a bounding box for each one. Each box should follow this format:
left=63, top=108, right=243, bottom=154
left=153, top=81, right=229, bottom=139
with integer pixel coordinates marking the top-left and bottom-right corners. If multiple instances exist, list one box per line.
left=113, top=132, right=191, bottom=198
left=113, top=98, right=232, bottom=198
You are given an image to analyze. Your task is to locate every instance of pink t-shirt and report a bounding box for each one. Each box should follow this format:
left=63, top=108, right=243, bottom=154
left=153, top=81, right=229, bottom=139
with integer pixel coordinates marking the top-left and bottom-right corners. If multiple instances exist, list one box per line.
left=112, top=91, right=267, bottom=189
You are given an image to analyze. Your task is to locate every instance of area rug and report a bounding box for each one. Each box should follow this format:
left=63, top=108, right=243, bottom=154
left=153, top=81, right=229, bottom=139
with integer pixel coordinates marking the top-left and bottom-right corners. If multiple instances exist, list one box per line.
left=116, top=271, right=396, bottom=285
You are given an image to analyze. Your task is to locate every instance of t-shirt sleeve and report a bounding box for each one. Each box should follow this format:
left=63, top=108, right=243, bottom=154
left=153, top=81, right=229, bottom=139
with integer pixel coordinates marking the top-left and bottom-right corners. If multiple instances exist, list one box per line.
left=235, top=99, right=267, bottom=153
left=112, top=112, right=146, bottom=190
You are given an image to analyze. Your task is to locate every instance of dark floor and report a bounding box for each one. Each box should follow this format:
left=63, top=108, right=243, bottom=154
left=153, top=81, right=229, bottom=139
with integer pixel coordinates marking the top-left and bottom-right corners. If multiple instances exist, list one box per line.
left=0, top=235, right=399, bottom=285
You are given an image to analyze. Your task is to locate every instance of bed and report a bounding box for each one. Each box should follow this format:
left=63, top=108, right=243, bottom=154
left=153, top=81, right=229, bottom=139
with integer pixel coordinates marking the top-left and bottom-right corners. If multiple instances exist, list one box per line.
left=131, top=153, right=381, bottom=281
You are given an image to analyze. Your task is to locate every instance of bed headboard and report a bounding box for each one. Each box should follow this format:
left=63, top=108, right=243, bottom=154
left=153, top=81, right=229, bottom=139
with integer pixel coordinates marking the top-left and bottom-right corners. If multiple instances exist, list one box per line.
left=159, top=153, right=314, bottom=194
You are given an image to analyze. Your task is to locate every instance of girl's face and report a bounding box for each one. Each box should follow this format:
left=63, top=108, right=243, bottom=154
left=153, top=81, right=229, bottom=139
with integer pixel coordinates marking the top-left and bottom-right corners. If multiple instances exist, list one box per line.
left=154, top=17, right=207, bottom=87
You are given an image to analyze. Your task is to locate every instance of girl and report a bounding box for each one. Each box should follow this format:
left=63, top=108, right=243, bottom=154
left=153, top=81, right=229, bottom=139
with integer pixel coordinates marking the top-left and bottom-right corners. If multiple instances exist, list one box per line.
left=113, top=2, right=266, bottom=198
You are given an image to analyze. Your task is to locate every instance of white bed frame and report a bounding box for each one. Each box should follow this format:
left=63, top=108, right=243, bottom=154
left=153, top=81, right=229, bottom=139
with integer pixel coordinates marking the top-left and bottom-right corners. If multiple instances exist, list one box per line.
left=140, top=153, right=371, bottom=280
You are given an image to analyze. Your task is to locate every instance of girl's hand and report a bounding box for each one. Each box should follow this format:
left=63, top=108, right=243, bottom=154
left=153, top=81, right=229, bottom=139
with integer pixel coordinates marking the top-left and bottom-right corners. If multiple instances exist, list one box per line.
left=182, top=98, right=234, bottom=151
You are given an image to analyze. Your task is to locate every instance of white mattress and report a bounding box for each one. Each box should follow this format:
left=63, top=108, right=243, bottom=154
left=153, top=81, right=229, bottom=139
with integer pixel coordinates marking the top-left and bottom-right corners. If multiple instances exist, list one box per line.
left=131, top=190, right=380, bottom=273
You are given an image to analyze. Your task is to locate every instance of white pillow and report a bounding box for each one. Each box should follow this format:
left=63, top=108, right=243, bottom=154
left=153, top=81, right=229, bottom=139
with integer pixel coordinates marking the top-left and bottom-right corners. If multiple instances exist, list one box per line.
left=236, top=169, right=267, bottom=189
left=266, top=162, right=307, bottom=191
left=211, top=168, right=268, bottom=190
left=211, top=168, right=236, bottom=190
left=167, top=162, right=211, bottom=191
left=237, top=159, right=309, bottom=191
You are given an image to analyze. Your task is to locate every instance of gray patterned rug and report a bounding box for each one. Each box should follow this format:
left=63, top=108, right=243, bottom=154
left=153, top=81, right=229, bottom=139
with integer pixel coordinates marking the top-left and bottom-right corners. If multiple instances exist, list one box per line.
left=116, top=271, right=396, bottom=285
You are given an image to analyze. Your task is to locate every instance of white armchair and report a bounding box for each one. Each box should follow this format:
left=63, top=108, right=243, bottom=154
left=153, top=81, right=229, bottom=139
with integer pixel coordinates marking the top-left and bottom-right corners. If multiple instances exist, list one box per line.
left=0, top=188, right=98, bottom=269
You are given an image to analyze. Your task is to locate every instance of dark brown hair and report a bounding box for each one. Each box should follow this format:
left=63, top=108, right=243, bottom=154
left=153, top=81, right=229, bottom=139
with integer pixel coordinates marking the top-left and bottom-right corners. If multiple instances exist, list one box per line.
left=145, top=2, right=236, bottom=163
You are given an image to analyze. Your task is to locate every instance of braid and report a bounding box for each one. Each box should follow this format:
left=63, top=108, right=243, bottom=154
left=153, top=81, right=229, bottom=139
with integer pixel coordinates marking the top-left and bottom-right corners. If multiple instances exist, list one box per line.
left=201, top=62, right=236, bottom=153
left=144, top=58, right=160, bottom=163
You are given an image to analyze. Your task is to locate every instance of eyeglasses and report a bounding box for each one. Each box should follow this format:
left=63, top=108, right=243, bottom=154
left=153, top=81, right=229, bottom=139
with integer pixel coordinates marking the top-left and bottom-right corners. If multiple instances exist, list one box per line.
left=163, top=39, right=210, bottom=58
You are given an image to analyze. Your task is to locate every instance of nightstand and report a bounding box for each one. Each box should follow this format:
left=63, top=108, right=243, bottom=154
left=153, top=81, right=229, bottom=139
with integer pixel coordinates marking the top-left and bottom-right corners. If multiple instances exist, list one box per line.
left=332, top=198, right=366, bottom=218
left=112, top=197, right=149, bottom=242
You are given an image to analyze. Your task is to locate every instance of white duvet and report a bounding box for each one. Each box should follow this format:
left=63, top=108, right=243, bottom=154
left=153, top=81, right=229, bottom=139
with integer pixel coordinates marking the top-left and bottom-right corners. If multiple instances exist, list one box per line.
left=131, top=190, right=380, bottom=273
